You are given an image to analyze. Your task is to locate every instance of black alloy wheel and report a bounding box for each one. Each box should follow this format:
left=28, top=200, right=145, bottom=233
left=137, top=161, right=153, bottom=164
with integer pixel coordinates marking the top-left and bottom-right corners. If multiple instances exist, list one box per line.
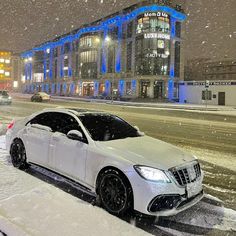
left=10, top=139, right=28, bottom=169
left=98, top=169, right=133, bottom=215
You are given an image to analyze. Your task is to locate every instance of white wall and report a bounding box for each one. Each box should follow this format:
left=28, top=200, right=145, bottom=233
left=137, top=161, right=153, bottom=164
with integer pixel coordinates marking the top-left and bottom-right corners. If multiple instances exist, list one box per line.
left=179, top=81, right=236, bottom=106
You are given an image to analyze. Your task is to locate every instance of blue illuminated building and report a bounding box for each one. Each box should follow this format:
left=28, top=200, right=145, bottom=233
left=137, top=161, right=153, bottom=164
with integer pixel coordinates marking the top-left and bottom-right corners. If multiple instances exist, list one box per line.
left=21, top=0, right=186, bottom=101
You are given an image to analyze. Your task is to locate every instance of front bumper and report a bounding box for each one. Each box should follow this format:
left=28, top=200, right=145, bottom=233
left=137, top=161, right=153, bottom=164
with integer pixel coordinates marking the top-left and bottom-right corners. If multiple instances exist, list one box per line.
left=126, top=170, right=204, bottom=216
left=0, top=98, right=12, bottom=104
left=148, top=190, right=204, bottom=216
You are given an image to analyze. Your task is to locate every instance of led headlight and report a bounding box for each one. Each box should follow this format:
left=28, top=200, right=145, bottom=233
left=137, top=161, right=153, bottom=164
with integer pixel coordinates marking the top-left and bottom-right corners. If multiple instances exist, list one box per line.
left=134, top=165, right=171, bottom=183
left=8, top=96, right=12, bottom=100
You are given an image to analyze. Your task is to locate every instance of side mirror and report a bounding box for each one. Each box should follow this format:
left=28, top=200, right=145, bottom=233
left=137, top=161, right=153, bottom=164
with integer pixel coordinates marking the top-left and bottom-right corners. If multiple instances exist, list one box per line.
left=134, top=125, right=145, bottom=136
left=67, top=130, right=84, bottom=141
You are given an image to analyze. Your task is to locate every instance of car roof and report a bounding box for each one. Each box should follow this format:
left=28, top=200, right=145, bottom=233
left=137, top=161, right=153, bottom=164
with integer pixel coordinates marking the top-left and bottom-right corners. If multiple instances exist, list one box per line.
left=37, top=92, right=48, bottom=95
left=42, top=107, right=107, bottom=116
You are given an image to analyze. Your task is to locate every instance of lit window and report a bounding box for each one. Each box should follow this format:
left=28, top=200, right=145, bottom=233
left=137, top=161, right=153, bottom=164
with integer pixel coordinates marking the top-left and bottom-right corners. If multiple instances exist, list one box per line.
left=5, top=71, right=10, bottom=76
left=0, top=59, right=4, bottom=63
left=0, top=69, right=4, bottom=74
left=5, top=59, right=10, bottom=64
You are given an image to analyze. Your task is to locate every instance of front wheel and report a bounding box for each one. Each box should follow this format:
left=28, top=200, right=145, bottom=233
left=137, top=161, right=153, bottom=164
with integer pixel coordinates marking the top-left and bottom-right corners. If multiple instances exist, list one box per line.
left=98, top=169, right=133, bottom=216
left=10, top=139, right=28, bottom=169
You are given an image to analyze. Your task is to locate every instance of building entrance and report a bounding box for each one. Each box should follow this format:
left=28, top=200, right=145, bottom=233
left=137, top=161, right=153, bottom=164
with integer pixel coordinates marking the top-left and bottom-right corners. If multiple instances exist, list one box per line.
left=218, top=92, right=225, bottom=106
left=141, top=81, right=150, bottom=98
left=154, top=81, right=163, bottom=99
left=83, top=83, right=94, bottom=96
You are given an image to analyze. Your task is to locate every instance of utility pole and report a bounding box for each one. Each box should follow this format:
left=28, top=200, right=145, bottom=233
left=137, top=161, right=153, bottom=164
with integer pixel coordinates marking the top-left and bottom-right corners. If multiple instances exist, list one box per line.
left=205, top=80, right=210, bottom=109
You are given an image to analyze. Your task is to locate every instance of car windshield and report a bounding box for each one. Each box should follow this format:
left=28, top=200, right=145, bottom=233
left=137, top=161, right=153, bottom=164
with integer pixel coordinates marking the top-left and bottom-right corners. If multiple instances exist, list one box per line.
left=78, top=113, right=141, bottom=141
left=0, top=91, right=8, bottom=96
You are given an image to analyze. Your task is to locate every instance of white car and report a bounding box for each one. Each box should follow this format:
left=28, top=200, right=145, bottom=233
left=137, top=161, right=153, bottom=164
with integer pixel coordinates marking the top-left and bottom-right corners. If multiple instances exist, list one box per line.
left=0, top=90, right=12, bottom=105
left=6, top=108, right=204, bottom=216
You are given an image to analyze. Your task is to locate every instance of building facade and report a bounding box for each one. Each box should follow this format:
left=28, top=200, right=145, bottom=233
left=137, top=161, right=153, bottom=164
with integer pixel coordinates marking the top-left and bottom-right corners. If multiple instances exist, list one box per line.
left=185, top=59, right=236, bottom=82
left=182, top=59, right=236, bottom=106
left=11, top=54, right=22, bottom=91
left=179, top=80, right=236, bottom=106
left=0, top=50, right=12, bottom=90
left=21, top=0, right=186, bottom=101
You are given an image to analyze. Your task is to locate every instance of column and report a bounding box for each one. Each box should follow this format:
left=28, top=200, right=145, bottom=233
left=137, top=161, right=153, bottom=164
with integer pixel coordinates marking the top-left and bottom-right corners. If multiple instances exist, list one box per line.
left=169, top=16, right=176, bottom=100
left=115, top=22, right=122, bottom=73
left=101, top=27, right=108, bottom=74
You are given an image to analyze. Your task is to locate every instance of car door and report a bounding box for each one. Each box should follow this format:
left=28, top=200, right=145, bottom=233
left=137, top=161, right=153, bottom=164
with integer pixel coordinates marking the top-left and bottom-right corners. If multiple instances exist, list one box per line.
left=48, top=112, right=88, bottom=182
left=24, top=112, right=54, bottom=167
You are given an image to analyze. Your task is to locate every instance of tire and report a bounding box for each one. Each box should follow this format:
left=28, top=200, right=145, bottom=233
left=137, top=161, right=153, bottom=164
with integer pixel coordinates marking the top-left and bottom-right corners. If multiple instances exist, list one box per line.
left=97, top=169, right=133, bottom=216
left=10, top=139, right=28, bottom=170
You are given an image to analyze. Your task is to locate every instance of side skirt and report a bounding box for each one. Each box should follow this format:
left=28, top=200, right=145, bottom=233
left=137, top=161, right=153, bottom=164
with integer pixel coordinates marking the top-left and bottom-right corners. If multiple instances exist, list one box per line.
left=28, top=162, right=96, bottom=197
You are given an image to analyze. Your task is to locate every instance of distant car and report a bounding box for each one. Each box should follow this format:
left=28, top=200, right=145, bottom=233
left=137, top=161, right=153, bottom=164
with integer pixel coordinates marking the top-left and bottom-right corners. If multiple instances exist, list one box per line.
left=0, top=90, right=12, bottom=105
left=31, top=92, right=50, bottom=102
left=6, top=108, right=204, bottom=217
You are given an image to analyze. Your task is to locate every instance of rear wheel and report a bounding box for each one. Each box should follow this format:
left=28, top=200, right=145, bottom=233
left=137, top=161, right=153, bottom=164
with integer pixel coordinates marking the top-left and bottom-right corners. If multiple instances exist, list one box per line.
left=97, top=169, right=133, bottom=216
left=10, top=139, right=28, bottom=169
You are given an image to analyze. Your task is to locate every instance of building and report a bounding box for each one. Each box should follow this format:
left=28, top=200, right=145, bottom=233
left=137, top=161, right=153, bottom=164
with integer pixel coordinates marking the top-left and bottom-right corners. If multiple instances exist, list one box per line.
left=179, top=80, right=236, bottom=106
left=21, top=0, right=186, bottom=101
left=184, top=58, right=236, bottom=82
left=11, top=54, right=22, bottom=91
left=181, top=59, right=236, bottom=106
left=0, top=50, right=12, bottom=90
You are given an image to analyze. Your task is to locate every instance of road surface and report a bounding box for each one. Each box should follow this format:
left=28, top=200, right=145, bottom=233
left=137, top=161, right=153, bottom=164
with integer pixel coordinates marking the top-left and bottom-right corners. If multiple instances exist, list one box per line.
left=0, top=99, right=235, bottom=235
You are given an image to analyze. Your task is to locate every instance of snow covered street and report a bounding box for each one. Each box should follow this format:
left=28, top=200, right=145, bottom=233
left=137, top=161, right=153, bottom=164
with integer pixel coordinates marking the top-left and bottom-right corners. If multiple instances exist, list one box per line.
left=0, top=135, right=236, bottom=236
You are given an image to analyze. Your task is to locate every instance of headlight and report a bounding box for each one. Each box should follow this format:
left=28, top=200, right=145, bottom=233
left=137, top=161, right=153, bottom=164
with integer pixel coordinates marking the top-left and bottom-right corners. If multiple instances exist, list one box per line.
left=134, top=165, right=171, bottom=183
left=8, top=96, right=12, bottom=100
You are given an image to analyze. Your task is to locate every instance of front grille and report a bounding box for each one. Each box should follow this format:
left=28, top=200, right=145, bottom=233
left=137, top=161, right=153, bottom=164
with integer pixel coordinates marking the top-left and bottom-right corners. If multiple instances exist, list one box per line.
left=170, top=162, right=201, bottom=186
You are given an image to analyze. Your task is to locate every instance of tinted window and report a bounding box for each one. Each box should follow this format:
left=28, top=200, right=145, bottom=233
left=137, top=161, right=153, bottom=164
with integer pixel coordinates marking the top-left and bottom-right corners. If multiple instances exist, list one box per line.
left=78, top=114, right=140, bottom=141
left=0, top=91, right=9, bottom=96
left=28, top=112, right=54, bottom=130
left=51, top=112, right=82, bottom=135
left=28, top=112, right=86, bottom=138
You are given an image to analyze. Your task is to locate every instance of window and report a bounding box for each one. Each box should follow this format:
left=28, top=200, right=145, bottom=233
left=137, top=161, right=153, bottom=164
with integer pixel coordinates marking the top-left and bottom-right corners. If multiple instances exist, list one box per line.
left=28, top=112, right=87, bottom=140
left=126, top=42, right=132, bottom=72
left=202, top=90, right=212, bottom=100
left=107, top=46, right=115, bottom=73
left=78, top=114, right=141, bottom=141
left=127, top=22, right=133, bottom=38
left=175, top=22, right=181, bottom=38
left=126, top=82, right=132, bottom=95
left=174, top=41, right=181, bottom=77
left=80, top=50, right=98, bottom=78
left=136, top=13, right=170, bottom=34
left=135, top=36, right=170, bottom=76
left=28, top=112, right=54, bottom=130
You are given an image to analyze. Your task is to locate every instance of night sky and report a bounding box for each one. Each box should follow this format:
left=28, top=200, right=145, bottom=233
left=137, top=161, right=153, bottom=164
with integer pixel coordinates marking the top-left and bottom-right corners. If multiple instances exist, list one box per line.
left=0, top=0, right=235, bottom=61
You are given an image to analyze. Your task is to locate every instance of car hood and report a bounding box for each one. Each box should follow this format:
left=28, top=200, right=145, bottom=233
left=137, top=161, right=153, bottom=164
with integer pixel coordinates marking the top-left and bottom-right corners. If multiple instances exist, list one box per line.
left=95, top=136, right=196, bottom=170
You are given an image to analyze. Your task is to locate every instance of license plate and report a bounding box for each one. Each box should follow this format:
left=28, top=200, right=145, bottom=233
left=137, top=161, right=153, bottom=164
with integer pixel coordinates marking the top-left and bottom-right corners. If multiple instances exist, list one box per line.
left=186, top=182, right=202, bottom=198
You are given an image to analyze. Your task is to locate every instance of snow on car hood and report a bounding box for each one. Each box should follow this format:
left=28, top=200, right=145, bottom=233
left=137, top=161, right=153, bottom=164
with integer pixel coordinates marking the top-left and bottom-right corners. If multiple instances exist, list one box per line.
left=96, top=136, right=196, bottom=170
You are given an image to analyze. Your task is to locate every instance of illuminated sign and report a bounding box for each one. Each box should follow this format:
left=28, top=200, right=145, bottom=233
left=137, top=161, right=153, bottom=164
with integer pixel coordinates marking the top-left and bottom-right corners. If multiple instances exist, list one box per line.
left=144, top=12, right=169, bottom=18
left=146, top=53, right=168, bottom=58
left=144, top=33, right=170, bottom=40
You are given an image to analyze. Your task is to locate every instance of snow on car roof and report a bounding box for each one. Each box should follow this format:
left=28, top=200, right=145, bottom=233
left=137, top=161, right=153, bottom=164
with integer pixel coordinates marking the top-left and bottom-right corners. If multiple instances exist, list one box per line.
left=42, top=107, right=106, bottom=115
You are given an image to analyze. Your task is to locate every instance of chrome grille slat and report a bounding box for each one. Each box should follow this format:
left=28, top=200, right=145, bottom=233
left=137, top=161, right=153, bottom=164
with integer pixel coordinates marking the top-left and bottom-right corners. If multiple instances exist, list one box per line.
left=170, top=162, right=201, bottom=187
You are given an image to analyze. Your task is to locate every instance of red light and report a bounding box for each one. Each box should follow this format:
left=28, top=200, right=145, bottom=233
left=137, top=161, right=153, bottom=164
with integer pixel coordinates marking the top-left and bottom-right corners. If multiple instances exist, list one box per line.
left=7, top=121, right=14, bottom=130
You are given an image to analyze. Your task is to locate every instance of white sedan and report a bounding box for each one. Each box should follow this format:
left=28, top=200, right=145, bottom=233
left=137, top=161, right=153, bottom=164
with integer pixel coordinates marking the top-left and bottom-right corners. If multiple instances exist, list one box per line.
left=6, top=108, right=204, bottom=216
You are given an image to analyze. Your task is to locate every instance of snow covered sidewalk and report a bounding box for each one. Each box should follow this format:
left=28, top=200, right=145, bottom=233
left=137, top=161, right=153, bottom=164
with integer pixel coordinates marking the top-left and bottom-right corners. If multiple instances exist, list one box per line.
left=0, top=135, right=236, bottom=236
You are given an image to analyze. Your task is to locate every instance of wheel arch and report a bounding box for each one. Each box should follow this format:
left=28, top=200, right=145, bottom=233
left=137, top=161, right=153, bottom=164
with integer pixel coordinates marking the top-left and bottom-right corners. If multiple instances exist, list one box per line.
left=95, top=166, right=134, bottom=196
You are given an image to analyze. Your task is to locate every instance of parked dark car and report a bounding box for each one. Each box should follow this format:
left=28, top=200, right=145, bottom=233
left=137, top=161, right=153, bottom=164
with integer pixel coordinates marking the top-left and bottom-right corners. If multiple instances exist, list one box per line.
left=0, top=90, right=12, bottom=105
left=31, top=92, right=51, bottom=102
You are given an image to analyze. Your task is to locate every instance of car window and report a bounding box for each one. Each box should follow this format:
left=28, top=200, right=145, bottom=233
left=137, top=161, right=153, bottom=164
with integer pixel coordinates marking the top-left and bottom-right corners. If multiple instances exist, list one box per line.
left=50, top=112, right=86, bottom=138
left=78, top=114, right=140, bottom=141
left=0, top=91, right=8, bottom=96
left=28, top=112, right=54, bottom=131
